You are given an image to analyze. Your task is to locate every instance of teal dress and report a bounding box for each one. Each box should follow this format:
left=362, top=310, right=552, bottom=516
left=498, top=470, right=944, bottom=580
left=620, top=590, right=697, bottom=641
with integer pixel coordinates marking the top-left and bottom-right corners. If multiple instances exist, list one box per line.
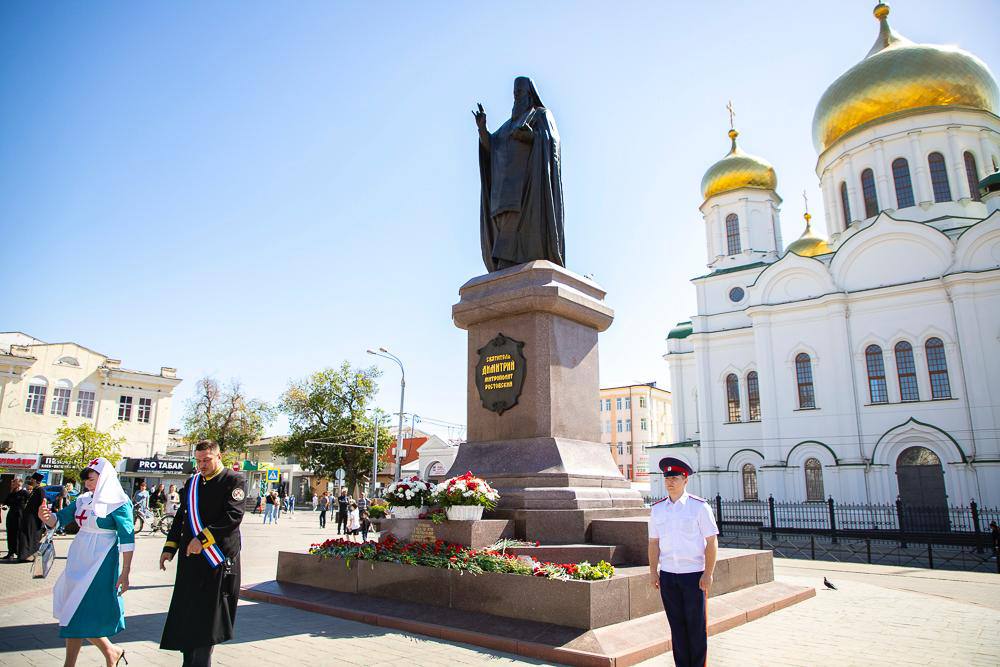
left=54, top=499, right=134, bottom=638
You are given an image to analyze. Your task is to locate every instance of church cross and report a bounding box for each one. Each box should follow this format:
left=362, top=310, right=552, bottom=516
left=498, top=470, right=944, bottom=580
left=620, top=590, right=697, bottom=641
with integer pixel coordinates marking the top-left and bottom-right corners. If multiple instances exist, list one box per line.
left=803, top=190, right=809, bottom=214
left=726, top=100, right=736, bottom=130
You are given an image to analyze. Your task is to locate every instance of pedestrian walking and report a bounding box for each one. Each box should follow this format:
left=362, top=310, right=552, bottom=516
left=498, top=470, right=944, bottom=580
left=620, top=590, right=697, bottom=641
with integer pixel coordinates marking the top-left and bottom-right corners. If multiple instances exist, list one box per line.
left=149, top=483, right=166, bottom=513
left=311, top=494, right=318, bottom=512
left=336, top=488, right=351, bottom=535
left=1, top=477, right=28, bottom=560
left=159, top=440, right=245, bottom=666
left=287, top=493, right=295, bottom=516
left=346, top=502, right=361, bottom=542
left=251, top=495, right=262, bottom=515
left=263, top=492, right=277, bottom=525
left=38, top=457, right=133, bottom=667
left=359, top=510, right=372, bottom=542
left=990, top=520, right=999, bottom=558
left=357, top=490, right=370, bottom=514
left=18, top=473, right=47, bottom=563
left=318, top=492, right=330, bottom=528
left=166, top=484, right=180, bottom=515
left=648, top=457, right=718, bottom=667
left=277, top=486, right=286, bottom=520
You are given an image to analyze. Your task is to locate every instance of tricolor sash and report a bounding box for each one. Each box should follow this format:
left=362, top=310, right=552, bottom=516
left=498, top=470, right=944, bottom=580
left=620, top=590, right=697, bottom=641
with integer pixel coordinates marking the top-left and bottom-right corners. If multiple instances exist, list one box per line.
left=188, top=473, right=225, bottom=568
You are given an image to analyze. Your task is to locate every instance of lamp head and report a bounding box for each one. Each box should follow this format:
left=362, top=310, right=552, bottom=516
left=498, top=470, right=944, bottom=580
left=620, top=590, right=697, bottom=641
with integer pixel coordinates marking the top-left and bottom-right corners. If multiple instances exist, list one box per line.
left=366, top=349, right=376, bottom=355
left=379, top=347, right=389, bottom=353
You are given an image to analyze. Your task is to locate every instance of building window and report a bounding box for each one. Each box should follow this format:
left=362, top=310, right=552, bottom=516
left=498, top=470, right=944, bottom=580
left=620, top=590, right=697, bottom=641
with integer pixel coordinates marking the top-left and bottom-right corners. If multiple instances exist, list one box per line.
left=928, top=152, right=952, bottom=202
left=118, top=395, right=133, bottom=421
left=894, top=341, right=919, bottom=402
left=76, top=390, right=96, bottom=419
left=925, top=337, right=952, bottom=399
left=839, top=181, right=852, bottom=226
left=626, top=464, right=632, bottom=480
left=599, top=400, right=603, bottom=411
left=964, top=151, right=981, bottom=201
left=742, top=463, right=758, bottom=501
left=891, top=158, right=915, bottom=209
left=137, top=397, right=152, bottom=423
left=860, top=168, right=879, bottom=218
left=616, top=419, right=623, bottom=433
left=746, top=371, right=761, bottom=420
left=725, top=374, right=741, bottom=422
left=640, top=417, right=648, bottom=431
left=604, top=399, right=611, bottom=411
left=624, top=397, right=631, bottom=409
left=804, top=458, right=825, bottom=501
left=616, top=397, right=622, bottom=410
left=625, top=419, right=631, bottom=432
left=618, top=444, right=624, bottom=456
left=865, top=345, right=888, bottom=404
left=728, top=286, right=745, bottom=302
left=25, top=383, right=47, bottom=414
left=725, top=213, right=741, bottom=255
left=51, top=387, right=71, bottom=416
left=795, top=353, right=815, bottom=409
left=639, top=396, right=647, bottom=408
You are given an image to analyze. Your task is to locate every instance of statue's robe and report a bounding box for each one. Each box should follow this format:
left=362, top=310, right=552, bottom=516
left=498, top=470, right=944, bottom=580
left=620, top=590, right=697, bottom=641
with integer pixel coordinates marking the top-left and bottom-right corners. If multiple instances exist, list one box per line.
left=479, top=106, right=565, bottom=271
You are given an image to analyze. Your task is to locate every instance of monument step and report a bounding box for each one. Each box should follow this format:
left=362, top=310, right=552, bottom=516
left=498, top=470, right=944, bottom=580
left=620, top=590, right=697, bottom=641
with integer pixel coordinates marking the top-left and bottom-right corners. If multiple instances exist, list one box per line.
left=503, top=543, right=624, bottom=565
left=590, top=516, right=654, bottom=565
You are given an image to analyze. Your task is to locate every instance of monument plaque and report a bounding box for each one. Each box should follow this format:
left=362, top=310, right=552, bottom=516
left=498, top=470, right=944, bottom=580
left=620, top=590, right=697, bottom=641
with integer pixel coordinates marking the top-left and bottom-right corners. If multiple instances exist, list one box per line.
left=474, top=333, right=526, bottom=415
left=410, top=522, right=436, bottom=544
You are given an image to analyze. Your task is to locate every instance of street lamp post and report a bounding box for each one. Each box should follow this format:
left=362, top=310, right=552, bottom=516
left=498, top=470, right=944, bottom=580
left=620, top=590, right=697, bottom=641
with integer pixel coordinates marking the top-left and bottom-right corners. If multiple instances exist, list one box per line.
left=369, top=410, right=388, bottom=498
left=367, top=347, right=406, bottom=483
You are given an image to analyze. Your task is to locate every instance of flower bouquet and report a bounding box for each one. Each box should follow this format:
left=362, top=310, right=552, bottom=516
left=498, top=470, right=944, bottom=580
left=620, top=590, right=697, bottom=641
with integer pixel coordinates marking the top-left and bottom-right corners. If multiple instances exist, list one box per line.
left=383, top=476, right=433, bottom=518
left=430, top=471, right=500, bottom=521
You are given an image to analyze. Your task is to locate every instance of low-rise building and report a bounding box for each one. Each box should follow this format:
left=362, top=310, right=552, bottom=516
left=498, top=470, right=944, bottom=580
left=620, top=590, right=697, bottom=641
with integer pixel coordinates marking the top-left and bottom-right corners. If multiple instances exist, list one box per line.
left=599, top=383, right=673, bottom=481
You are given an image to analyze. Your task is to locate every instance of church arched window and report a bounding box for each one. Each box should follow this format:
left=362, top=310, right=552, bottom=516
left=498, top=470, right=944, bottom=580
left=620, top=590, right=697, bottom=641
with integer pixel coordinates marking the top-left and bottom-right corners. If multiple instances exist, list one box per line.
left=795, top=353, right=815, bottom=409
left=925, top=337, right=952, bottom=399
left=928, top=152, right=952, bottom=202
left=746, top=371, right=760, bottom=421
left=860, top=168, right=879, bottom=218
left=839, top=181, right=852, bottom=226
left=865, top=345, right=888, bottom=404
left=725, top=373, right=741, bottom=423
left=894, top=341, right=919, bottom=402
left=725, top=213, right=741, bottom=255
left=804, top=458, right=824, bottom=501
left=891, top=158, right=915, bottom=209
left=964, top=151, right=981, bottom=202
left=742, top=463, right=758, bottom=501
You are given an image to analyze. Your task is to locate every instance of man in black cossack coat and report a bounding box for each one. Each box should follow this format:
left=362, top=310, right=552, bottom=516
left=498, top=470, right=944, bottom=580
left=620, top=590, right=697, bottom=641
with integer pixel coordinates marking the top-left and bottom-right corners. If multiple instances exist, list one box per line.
left=159, top=440, right=245, bottom=667
left=1, top=477, right=29, bottom=560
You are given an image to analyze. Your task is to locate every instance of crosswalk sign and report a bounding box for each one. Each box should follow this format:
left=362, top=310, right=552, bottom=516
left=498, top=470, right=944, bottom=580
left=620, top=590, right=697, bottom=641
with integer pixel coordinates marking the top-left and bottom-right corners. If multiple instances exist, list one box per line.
left=267, top=469, right=279, bottom=482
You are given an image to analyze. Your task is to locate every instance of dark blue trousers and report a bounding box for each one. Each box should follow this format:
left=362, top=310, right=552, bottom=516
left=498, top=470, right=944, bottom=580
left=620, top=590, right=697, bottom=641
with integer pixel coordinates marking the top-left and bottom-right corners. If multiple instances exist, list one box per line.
left=658, top=570, right=707, bottom=667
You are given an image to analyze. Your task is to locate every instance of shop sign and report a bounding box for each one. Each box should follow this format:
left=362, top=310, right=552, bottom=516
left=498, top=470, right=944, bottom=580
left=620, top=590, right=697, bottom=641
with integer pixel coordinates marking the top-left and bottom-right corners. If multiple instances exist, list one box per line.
left=124, top=458, right=194, bottom=475
left=0, top=453, right=41, bottom=469
left=40, top=456, right=73, bottom=470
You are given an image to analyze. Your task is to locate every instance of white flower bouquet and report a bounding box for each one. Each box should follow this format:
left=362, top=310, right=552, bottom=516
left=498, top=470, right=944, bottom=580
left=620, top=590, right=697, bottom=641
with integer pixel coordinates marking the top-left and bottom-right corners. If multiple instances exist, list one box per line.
left=430, top=471, right=501, bottom=510
left=382, top=476, right=433, bottom=508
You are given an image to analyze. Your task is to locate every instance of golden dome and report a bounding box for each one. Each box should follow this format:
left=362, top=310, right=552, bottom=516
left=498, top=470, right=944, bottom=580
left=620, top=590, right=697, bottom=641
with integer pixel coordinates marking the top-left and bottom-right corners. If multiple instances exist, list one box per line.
left=785, top=213, right=831, bottom=257
left=812, top=3, right=999, bottom=153
left=701, top=129, right=778, bottom=200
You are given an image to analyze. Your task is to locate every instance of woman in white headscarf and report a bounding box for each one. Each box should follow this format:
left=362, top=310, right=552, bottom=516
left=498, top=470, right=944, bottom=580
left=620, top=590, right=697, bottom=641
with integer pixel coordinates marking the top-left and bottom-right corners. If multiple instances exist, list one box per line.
left=39, top=457, right=133, bottom=667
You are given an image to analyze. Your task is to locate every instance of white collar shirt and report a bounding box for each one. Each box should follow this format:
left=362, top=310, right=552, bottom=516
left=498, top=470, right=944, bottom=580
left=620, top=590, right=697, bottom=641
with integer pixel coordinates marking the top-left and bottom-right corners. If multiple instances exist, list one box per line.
left=647, top=490, right=719, bottom=574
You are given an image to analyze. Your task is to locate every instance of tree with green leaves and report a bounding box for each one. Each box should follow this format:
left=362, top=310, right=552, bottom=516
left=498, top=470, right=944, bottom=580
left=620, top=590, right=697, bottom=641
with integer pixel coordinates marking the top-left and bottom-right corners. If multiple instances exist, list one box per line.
left=183, top=378, right=272, bottom=457
left=51, top=422, right=126, bottom=482
left=272, top=362, right=395, bottom=494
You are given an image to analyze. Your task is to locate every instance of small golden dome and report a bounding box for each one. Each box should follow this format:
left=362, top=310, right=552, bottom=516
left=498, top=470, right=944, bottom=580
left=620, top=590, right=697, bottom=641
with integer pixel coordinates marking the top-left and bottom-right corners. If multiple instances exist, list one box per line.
left=701, top=129, right=778, bottom=200
left=812, top=3, right=999, bottom=153
left=786, top=213, right=832, bottom=257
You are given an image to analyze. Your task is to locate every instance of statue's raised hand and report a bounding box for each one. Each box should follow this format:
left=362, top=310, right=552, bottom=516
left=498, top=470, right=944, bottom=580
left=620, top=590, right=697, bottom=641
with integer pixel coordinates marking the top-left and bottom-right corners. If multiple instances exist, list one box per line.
left=472, top=103, right=487, bottom=130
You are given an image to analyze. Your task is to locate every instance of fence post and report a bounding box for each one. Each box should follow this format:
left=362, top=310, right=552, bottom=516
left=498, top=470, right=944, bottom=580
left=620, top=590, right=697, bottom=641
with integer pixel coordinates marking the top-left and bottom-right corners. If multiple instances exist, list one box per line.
left=866, top=539, right=872, bottom=564
left=896, top=498, right=908, bottom=549
left=768, top=495, right=777, bottom=539
left=927, top=542, right=934, bottom=569
left=810, top=533, right=816, bottom=560
left=970, top=499, right=983, bottom=554
left=759, top=533, right=764, bottom=551
left=828, top=496, right=838, bottom=545
left=716, top=494, right=724, bottom=538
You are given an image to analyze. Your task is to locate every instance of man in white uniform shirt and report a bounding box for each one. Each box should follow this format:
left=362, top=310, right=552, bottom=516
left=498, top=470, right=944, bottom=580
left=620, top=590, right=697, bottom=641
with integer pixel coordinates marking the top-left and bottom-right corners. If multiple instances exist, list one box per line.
left=648, top=457, right=718, bottom=667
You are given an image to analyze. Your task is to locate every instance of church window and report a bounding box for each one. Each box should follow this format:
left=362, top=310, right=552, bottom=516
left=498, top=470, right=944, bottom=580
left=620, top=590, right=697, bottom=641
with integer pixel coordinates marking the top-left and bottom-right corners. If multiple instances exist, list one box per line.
left=725, top=213, right=741, bottom=255
left=804, top=458, right=824, bottom=501
left=925, top=338, right=952, bottom=399
left=747, top=371, right=761, bottom=421
left=891, top=158, right=915, bottom=209
left=964, top=152, right=981, bottom=202
left=729, top=287, right=745, bottom=303
left=725, top=374, right=741, bottom=422
left=928, top=152, right=952, bottom=202
left=894, top=341, right=919, bottom=402
left=860, top=168, right=879, bottom=218
left=742, top=463, right=758, bottom=501
left=25, top=380, right=47, bottom=415
left=839, top=181, right=852, bottom=226
left=865, top=345, right=888, bottom=404
left=795, top=353, right=815, bottom=409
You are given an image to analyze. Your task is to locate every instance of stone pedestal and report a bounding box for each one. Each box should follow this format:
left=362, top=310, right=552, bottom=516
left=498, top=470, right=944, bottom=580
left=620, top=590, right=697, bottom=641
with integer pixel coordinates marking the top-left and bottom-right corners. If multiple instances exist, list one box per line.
left=450, top=261, right=642, bottom=510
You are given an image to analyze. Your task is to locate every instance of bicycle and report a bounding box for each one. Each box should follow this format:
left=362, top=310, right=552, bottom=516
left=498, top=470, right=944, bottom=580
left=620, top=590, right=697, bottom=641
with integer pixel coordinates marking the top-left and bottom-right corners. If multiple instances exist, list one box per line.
left=133, top=506, right=175, bottom=536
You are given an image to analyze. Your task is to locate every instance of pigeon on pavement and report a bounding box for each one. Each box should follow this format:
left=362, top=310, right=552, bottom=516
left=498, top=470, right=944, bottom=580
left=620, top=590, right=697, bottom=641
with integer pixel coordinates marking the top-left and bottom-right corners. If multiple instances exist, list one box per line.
left=823, top=577, right=837, bottom=590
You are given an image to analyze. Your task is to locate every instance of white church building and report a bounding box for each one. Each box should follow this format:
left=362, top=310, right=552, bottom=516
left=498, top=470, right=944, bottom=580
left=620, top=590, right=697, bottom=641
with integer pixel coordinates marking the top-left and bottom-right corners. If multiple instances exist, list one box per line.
left=661, top=3, right=1000, bottom=510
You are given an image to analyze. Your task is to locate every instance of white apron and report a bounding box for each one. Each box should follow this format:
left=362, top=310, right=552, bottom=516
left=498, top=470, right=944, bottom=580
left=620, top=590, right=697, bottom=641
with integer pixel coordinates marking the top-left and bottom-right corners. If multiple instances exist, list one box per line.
left=52, top=503, right=117, bottom=626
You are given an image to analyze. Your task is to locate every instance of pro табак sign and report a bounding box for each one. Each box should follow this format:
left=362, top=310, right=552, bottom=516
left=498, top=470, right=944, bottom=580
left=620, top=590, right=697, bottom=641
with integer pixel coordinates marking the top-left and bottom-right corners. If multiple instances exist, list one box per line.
left=475, top=333, right=526, bottom=415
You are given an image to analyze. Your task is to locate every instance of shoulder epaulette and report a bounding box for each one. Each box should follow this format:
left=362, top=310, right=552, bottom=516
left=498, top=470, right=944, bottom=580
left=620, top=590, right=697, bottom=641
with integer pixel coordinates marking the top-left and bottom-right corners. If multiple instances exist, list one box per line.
left=651, top=497, right=669, bottom=506
left=688, top=494, right=708, bottom=503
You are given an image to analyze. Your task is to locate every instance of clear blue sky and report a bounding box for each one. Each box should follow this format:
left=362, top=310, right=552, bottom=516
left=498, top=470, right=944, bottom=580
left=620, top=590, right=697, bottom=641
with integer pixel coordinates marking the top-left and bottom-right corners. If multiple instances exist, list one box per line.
left=2, top=1, right=997, bottom=438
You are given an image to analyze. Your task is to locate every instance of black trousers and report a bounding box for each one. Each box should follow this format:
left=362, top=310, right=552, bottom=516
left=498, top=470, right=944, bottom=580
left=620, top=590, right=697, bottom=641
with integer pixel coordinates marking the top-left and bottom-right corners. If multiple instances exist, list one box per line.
left=658, top=570, right=707, bottom=667
left=4, top=513, right=20, bottom=557
left=336, top=511, right=347, bottom=534
left=182, top=645, right=213, bottom=667
left=318, top=509, right=327, bottom=528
